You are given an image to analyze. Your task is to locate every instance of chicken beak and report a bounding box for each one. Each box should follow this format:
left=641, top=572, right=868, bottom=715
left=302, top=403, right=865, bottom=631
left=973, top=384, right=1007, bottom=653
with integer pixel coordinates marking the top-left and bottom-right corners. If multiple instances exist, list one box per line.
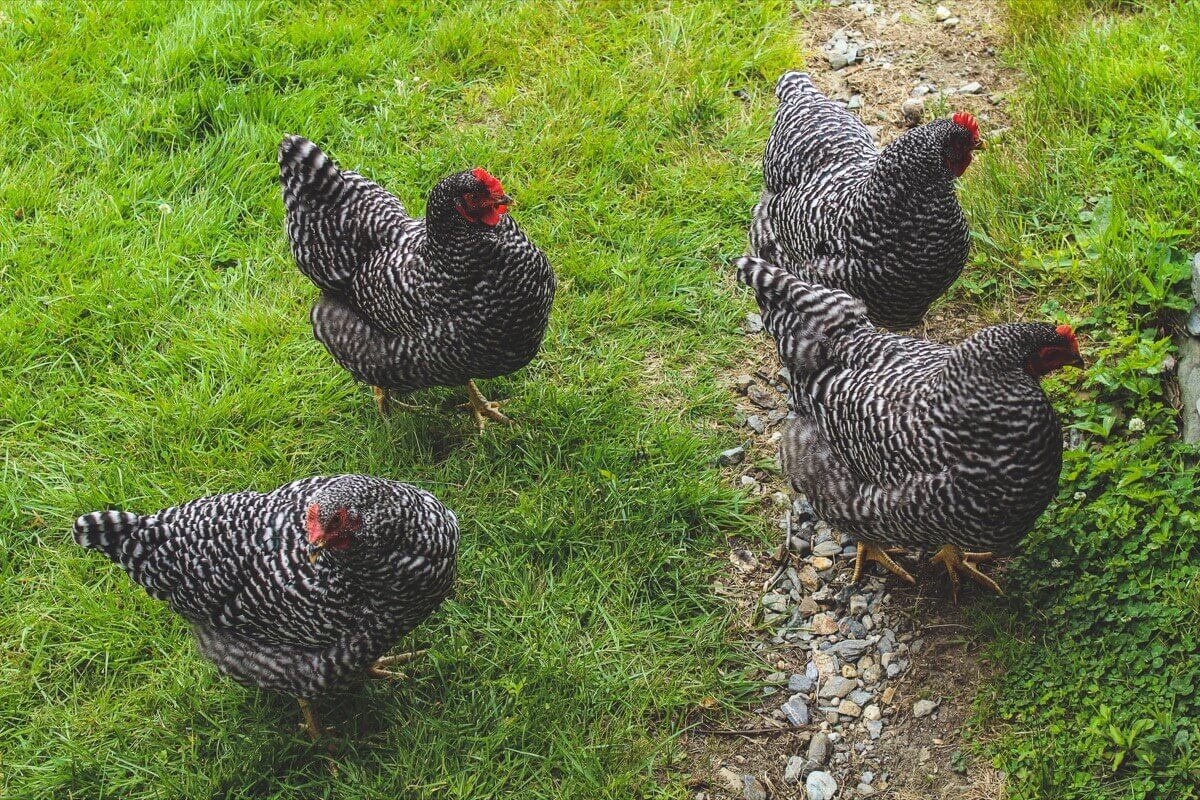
left=976, top=139, right=988, bottom=151
left=309, top=539, right=327, bottom=564
left=1068, top=351, right=1085, bottom=369
left=497, top=193, right=514, bottom=207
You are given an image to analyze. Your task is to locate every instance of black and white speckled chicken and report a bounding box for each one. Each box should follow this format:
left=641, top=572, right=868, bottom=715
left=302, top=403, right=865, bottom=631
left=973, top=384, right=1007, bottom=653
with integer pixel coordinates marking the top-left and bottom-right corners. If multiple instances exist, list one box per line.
left=747, top=71, right=985, bottom=330
left=73, top=475, right=459, bottom=738
left=737, top=257, right=1082, bottom=597
left=280, top=136, right=556, bottom=430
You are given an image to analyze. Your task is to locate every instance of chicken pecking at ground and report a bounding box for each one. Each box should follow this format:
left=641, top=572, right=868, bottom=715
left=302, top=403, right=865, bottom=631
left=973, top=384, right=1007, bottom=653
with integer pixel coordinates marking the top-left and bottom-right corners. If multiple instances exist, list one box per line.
left=737, top=256, right=1083, bottom=597
left=73, top=475, right=459, bottom=739
left=280, top=136, right=556, bottom=430
left=747, top=71, right=986, bottom=330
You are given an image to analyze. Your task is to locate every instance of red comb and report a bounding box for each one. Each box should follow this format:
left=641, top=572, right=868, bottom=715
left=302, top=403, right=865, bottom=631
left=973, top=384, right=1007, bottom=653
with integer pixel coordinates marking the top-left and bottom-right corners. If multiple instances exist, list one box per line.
left=471, top=167, right=506, bottom=198
left=952, top=111, right=980, bottom=143
left=1056, top=324, right=1077, bottom=344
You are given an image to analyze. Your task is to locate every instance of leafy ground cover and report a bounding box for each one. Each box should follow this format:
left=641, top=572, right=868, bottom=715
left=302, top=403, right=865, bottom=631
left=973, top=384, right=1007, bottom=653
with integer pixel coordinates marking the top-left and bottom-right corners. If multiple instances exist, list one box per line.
left=962, top=2, right=1200, bottom=797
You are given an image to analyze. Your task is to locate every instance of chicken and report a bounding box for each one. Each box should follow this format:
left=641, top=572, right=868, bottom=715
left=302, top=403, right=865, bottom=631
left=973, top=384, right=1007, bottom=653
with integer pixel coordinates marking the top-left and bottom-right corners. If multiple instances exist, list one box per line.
left=747, top=71, right=985, bottom=330
left=280, top=136, right=556, bottom=430
left=737, top=256, right=1083, bottom=597
left=73, top=475, right=459, bottom=739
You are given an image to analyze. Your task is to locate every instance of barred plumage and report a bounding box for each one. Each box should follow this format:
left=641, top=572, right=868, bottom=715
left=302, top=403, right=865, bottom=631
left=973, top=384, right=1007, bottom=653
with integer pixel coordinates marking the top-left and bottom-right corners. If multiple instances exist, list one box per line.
left=738, top=257, right=1078, bottom=561
left=748, top=72, right=983, bottom=330
left=73, top=475, right=459, bottom=699
left=280, top=136, right=556, bottom=407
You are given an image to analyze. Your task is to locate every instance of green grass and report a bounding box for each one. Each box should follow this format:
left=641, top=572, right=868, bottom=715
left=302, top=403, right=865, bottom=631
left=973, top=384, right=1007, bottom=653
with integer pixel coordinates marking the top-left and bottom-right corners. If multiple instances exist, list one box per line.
left=960, top=2, right=1200, bottom=798
left=0, top=2, right=799, bottom=797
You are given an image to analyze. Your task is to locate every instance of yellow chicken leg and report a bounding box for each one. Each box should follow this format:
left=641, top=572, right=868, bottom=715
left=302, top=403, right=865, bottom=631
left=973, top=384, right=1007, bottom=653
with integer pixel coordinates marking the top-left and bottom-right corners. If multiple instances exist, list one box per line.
left=930, top=545, right=1002, bottom=601
left=366, top=649, right=428, bottom=681
left=852, top=541, right=916, bottom=585
left=460, top=380, right=513, bottom=432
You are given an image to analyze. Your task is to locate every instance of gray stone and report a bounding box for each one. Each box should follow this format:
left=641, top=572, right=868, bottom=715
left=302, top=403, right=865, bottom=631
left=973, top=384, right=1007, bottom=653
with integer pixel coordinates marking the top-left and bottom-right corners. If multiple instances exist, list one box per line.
left=857, top=784, right=876, bottom=796
left=765, top=671, right=788, bottom=685
left=808, top=731, right=832, bottom=764
left=784, top=755, right=807, bottom=784
left=742, top=774, right=768, bottom=800
left=849, top=689, right=873, bottom=706
left=717, top=447, right=745, bottom=466
left=782, top=693, right=811, bottom=726
left=814, top=540, right=843, bottom=558
left=746, top=385, right=777, bottom=409
left=818, top=676, right=856, bottom=699
left=886, top=663, right=901, bottom=678
left=848, top=594, right=869, bottom=615
left=763, top=593, right=790, bottom=613
left=743, top=312, right=764, bottom=333
left=866, top=719, right=883, bottom=739
left=746, top=414, right=765, bottom=434
left=913, top=699, right=938, bottom=718
left=806, top=770, right=839, bottom=800
left=830, top=639, right=870, bottom=661
left=789, top=672, right=815, bottom=693
left=958, top=81, right=982, bottom=94
left=839, top=618, right=868, bottom=639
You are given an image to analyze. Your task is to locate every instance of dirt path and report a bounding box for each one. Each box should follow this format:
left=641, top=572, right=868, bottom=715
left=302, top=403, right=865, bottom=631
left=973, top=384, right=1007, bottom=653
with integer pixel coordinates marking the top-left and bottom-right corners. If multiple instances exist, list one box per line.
left=684, top=2, right=1020, bottom=799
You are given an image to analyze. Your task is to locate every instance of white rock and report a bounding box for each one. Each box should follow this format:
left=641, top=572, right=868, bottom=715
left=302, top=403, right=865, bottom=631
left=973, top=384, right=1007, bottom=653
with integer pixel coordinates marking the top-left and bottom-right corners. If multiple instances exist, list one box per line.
left=863, top=704, right=882, bottom=721
left=913, top=699, right=938, bottom=718
left=935, top=5, right=951, bottom=20
left=806, top=770, right=839, bottom=800
left=958, top=81, right=983, bottom=94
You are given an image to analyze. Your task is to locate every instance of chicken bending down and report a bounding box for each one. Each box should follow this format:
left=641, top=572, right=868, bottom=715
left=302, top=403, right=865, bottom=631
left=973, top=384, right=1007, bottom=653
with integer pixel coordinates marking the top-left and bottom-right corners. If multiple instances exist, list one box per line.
left=737, top=256, right=1083, bottom=598
left=280, top=136, right=556, bottom=430
left=73, top=475, right=459, bottom=739
left=748, top=71, right=985, bottom=330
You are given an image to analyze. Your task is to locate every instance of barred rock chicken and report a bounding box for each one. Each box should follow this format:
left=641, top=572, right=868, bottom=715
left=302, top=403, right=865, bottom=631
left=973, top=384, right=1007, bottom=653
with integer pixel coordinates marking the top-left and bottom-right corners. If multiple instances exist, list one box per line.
left=747, top=71, right=985, bottom=330
left=280, top=136, right=556, bottom=430
left=737, top=257, right=1082, bottom=597
left=73, top=475, right=459, bottom=739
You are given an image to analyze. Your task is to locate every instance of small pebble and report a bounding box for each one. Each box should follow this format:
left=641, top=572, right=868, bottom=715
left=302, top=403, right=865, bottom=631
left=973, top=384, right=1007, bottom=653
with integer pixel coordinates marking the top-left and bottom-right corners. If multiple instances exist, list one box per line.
left=806, top=770, right=839, bottom=800
left=913, top=699, right=938, bottom=718
left=742, top=774, right=768, bottom=800
left=717, top=447, right=745, bottom=467
left=901, top=97, right=924, bottom=125
left=784, top=755, right=807, bottom=784
left=934, top=4, right=951, bottom=20
left=808, top=732, right=832, bottom=764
